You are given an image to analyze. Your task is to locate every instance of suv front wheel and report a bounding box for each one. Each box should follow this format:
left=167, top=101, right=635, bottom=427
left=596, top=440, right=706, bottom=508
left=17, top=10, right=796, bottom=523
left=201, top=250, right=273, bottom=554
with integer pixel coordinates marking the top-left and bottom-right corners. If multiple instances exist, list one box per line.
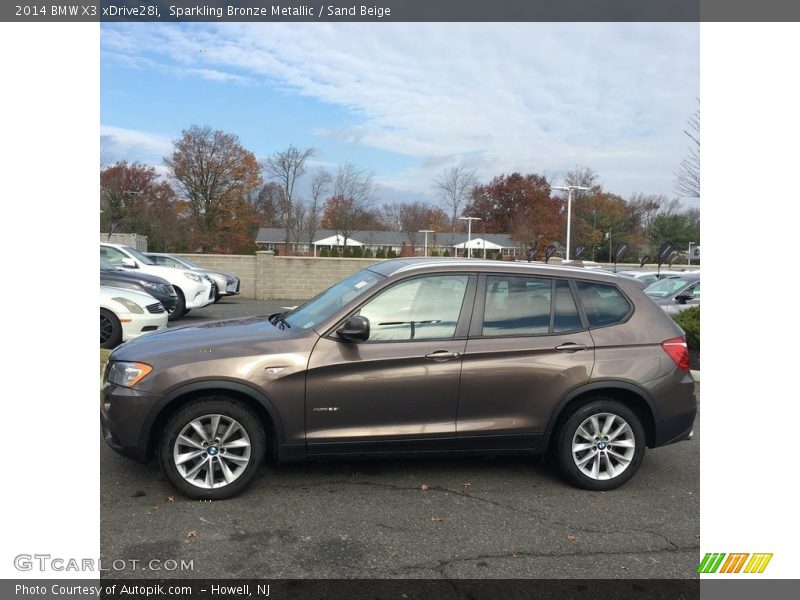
left=554, top=399, right=645, bottom=491
left=158, top=397, right=266, bottom=500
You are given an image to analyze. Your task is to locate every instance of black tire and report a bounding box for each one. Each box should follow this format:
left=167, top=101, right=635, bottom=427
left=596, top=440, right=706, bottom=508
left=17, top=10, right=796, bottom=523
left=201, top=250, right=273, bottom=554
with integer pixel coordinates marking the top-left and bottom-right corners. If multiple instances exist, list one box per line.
left=158, top=397, right=266, bottom=500
left=100, top=308, right=123, bottom=348
left=167, top=288, right=186, bottom=321
left=213, top=293, right=222, bottom=303
left=553, top=398, right=646, bottom=491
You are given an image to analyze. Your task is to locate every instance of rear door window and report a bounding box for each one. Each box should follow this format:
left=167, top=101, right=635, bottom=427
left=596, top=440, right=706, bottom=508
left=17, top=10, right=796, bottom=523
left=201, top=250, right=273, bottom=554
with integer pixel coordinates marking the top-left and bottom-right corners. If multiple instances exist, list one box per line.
left=575, top=281, right=632, bottom=327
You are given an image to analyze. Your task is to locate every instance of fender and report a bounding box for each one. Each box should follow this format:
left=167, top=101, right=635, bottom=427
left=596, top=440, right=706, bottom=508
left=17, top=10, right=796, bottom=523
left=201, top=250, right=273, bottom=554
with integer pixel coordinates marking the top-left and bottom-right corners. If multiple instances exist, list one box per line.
left=544, top=379, right=659, bottom=434
left=137, top=379, right=287, bottom=456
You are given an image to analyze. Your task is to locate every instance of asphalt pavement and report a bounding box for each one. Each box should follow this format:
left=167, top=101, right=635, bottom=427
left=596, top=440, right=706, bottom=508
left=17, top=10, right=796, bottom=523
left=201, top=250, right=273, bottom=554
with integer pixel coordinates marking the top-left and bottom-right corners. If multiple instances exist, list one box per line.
left=101, top=298, right=699, bottom=579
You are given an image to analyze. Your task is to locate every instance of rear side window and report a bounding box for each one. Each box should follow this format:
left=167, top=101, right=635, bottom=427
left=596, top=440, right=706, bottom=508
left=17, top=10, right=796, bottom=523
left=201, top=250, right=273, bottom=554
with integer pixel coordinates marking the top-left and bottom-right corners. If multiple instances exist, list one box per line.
left=576, top=281, right=631, bottom=327
left=482, top=276, right=584, bottom=336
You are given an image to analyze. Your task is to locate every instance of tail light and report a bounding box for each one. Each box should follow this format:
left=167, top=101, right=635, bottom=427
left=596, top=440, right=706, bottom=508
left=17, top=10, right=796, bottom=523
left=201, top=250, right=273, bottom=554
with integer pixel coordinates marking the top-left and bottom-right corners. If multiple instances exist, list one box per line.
left=661, top=336, right=690, bottom=371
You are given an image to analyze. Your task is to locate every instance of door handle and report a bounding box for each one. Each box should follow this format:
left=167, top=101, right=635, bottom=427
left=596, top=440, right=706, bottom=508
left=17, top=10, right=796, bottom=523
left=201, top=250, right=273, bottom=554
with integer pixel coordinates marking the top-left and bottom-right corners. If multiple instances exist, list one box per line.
left=555, top=342, right=587, bottom=353
left=424, top=350, right=461, bottom=362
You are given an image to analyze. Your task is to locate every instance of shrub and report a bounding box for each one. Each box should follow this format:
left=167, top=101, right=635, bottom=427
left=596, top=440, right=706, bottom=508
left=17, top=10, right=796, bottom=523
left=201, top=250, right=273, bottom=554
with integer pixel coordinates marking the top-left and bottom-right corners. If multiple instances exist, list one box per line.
left=495, top=252, right=504, bottom=260
left=376, top=247, right=386, bottom=259
left=672, top=306, right=699, bottom=350
left=387, top=249, right=397, bottom=258
left=352, top=246, right=363, bottom=258
left=430, top=250, right=440, bottom=257
left=364, top=248, right=374, bottom=258
left=443, top=249, right=451, bottom=257
left=330, top=247, right=340, bottom=258
left=319, top=247, right=329, bottom=257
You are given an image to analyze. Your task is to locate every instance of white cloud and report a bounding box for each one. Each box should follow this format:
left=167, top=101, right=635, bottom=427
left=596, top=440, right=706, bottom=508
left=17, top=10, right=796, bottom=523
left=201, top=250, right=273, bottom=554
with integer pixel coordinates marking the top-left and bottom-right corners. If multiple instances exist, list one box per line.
left=100, top=125, right=172, bottom=166
left=101, top=22, right=699, bottom=200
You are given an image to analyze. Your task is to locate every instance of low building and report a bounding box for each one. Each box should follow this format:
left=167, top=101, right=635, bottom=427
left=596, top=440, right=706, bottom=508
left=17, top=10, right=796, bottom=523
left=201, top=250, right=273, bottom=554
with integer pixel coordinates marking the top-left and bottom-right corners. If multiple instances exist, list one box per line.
left=254, top=228, right=523, bottom=258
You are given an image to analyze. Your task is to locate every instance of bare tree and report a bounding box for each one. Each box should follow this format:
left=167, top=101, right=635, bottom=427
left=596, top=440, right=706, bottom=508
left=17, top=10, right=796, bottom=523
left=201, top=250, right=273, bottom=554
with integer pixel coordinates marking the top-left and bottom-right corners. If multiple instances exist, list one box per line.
left=674, top=104, right=700, bottom=199
left=263, top=145, right=315, bottom=254
left=252, top=182, right=283, bottom=227
left=291, top=201, right=308, bottom=251
left=308, top=170, right=331, bottom=248
left=432, top=166, right=478, bottom=243
left=324, top=163, right=375, bottom=248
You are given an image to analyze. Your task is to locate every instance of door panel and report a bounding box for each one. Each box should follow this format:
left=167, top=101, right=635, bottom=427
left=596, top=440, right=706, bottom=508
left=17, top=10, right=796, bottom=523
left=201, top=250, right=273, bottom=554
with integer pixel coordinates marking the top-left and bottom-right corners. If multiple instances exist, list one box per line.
left=305, top=273, right=475, bottom=449
left=457, top=275, right=594, bottom=437
left=305, top=337, right=467, bottom=445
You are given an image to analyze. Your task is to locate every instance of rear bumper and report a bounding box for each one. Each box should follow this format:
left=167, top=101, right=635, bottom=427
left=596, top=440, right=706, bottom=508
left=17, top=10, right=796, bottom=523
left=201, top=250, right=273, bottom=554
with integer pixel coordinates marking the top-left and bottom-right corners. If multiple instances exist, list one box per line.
left=653, top=407, right=697, bottom=447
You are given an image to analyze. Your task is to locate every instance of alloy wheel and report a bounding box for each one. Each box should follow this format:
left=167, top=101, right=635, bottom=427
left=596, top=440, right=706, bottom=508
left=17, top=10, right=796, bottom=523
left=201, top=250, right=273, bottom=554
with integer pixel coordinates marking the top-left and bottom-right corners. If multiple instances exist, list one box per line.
left=571, top=412, right=636, bottom=480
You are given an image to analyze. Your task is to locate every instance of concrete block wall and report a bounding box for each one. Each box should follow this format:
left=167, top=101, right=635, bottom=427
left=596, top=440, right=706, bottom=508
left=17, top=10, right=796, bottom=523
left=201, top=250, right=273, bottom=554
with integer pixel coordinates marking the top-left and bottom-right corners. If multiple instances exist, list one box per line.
left=260, top=255, right=381, bottom=300
left=174, top=252, right=379, bottom=300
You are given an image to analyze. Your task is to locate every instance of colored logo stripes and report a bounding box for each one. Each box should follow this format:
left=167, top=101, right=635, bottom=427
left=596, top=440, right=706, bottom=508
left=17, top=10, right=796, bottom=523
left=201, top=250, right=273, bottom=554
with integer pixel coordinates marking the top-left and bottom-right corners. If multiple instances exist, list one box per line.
left=697, top=553, right=773, bottom=574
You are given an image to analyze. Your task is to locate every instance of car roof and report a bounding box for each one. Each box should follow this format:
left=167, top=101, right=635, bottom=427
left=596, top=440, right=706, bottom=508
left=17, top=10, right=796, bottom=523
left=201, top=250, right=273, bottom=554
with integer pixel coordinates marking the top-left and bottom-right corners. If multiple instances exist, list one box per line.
left=367, top=258, right=629, bottom=284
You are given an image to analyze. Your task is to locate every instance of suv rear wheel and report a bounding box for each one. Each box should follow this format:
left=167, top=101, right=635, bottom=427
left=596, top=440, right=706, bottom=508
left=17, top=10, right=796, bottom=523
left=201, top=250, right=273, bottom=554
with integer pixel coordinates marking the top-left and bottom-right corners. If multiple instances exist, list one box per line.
left=554, top=398, right=645, bottom=491
left=158, top=397, right=266, bottom=500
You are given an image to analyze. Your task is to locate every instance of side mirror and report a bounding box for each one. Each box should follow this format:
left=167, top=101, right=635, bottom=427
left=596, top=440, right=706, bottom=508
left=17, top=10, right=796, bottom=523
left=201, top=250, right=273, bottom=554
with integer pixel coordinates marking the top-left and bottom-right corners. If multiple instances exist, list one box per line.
left=675, top=293, right=692, bottom=304
left=337, top=315, right=370, bottom=342
left=121, top=257, right=138, bottom=269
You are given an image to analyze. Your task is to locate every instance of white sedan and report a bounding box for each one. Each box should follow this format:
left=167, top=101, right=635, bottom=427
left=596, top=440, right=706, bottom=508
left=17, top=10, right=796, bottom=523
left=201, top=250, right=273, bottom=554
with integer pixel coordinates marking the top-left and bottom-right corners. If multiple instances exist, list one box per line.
left=101, top=286, right=168, bottom=348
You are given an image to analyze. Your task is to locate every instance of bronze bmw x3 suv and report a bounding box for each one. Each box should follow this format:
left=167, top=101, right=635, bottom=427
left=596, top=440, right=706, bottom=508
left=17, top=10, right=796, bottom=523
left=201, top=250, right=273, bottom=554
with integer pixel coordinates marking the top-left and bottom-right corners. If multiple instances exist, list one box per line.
left=101, top=259, right=696, bottom=499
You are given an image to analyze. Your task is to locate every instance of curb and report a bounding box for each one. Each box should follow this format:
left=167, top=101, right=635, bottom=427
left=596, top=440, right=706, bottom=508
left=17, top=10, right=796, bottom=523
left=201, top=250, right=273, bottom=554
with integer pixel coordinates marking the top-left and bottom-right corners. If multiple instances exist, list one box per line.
left=691, top=370, right=700, bottom=382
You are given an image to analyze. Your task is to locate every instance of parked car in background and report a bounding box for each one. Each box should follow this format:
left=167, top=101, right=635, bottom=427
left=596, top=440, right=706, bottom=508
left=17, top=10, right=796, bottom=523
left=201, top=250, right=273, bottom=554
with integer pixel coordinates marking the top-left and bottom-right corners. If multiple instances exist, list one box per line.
left=615, top=270, right=689, bottom=290
left=100, top=243, right=214, bottom=319
left=102, top=259, right=695, bottom=499
left=145, top=252, right=241, bottom=302
left=100, top=259, right=179, bottom=317
left=100, top=285, right=168, bottom=348
left=643, top=273, right=700, bottom=315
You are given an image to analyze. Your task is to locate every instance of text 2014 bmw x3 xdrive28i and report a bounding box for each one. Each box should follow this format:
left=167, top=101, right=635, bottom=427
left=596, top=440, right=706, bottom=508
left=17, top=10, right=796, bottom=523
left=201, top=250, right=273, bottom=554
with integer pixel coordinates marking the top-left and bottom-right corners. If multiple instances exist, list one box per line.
left=101, top=259, right=696, bottom=499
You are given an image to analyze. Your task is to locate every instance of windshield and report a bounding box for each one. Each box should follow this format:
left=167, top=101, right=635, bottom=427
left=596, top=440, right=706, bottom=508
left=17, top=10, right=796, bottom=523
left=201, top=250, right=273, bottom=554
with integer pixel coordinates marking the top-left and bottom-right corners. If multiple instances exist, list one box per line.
left=283, top=269, right=384, bottom=330
left=175, top=256, right=202, bottom=269
left=644, top=277, right=694, bottom=298
left=124, top=246, right=155, bottom=265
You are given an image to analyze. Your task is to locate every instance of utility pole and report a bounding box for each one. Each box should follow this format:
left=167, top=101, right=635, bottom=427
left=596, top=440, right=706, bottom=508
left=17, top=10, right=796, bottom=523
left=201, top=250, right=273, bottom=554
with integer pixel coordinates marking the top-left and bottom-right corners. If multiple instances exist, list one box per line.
left=459, top=216, right=481, bottom=259
left=553, top=184, right=590, bottom=261
left=419, top=229, right=434, bottom=257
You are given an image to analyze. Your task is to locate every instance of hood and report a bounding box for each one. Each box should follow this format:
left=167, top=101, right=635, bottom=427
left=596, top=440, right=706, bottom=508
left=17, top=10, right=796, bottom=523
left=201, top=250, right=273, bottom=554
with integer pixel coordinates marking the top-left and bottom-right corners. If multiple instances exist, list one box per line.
left=100, top=268, right=171, bottom=286
left=110, top=315, right=302, bottom=361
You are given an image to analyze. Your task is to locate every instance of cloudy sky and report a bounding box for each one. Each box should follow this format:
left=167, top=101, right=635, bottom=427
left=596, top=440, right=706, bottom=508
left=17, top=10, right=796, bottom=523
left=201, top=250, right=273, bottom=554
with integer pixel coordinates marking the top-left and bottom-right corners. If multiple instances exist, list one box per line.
left=101, top=22, right=699, bottom=207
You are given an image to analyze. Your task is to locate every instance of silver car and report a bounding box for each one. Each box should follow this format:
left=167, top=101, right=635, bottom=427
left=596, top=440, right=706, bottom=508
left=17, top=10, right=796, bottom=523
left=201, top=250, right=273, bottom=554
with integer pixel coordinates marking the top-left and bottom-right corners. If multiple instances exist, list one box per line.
left=643, top=273, right=700, bottom=315
left=145, top=253, right=240, bottom=302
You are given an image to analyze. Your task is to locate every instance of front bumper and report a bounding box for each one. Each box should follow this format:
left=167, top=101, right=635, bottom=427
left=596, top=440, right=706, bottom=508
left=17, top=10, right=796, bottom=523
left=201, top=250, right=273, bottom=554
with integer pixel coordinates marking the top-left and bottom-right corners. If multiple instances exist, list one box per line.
left=120, top=313, right=168, bottom=342
left=100, top=381, right=163, bottom=463
left=184, top=280, right=214, bottom=309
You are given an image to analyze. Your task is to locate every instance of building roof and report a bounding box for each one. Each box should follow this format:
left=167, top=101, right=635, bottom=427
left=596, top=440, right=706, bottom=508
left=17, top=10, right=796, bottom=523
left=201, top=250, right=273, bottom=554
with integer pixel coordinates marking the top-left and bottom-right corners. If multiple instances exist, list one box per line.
left=255, top=228, right=520, bottom=248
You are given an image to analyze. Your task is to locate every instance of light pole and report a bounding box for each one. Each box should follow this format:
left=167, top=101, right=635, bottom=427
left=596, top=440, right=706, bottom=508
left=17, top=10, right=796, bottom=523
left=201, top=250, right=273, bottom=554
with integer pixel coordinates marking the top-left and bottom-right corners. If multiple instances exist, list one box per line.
left=552, top=184, right=590, bottom=262
left=687, top=241, right=695, bottom=266
left=418, top=230, right=434, bottom=257
left=459, top=217, right=481, bottom=258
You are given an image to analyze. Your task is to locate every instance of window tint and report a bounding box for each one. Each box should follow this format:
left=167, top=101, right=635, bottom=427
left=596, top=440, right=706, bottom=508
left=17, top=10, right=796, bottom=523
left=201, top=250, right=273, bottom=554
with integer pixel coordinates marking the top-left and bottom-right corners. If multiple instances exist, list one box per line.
left=483, top=276, right=552, bottom=336
left=576, top=281, right=631, bottom=327
left=359, top=275, right=469, bottom=341
left=553, top=280, right=582, bottom=333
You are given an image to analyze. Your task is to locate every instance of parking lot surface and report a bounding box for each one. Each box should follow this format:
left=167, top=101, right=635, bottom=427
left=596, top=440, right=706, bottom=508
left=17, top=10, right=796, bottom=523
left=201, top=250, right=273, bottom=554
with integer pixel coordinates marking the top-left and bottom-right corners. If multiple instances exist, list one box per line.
left=101, top=299, right=699, bottom=579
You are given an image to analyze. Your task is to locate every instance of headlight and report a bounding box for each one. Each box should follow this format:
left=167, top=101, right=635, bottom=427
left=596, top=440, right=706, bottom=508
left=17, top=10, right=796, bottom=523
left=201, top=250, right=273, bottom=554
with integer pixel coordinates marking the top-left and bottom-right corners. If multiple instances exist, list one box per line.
left=112, top=297, right=144, bottom=314
left=106, top=361, right=152, bottom=388
left=138, top=280, right=160, bottom=291
left=183, top=272, right=202, bottom=282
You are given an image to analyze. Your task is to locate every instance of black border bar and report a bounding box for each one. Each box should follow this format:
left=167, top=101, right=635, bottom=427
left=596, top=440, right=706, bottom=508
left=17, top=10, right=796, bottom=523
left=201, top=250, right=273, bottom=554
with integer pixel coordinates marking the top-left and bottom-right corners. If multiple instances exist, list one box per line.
left=4, top=1, right=800, bottom=23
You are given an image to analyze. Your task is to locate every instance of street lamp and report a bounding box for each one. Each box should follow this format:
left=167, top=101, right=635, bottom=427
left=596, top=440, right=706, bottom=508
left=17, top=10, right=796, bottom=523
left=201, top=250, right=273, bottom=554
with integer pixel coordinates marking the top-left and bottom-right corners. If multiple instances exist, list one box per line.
left=552, top=184, right=590, bottom=262
left=687, top=241, right=696, bottom=266
left=459, top=217, right=481, bottom=259
left=418, top=230, right=434, bottom=257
